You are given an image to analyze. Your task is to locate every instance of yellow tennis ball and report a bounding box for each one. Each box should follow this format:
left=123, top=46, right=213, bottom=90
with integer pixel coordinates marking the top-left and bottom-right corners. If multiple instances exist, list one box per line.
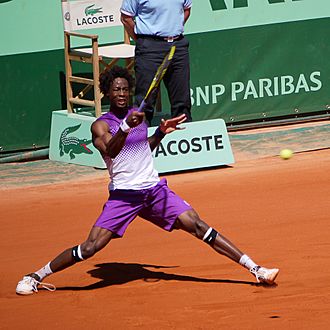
left=280, top=148, right=293, bottom=160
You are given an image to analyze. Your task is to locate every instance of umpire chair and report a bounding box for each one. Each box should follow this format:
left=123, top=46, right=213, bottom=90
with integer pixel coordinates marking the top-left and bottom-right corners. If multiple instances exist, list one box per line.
left=61, top=0, right=135, bottom=117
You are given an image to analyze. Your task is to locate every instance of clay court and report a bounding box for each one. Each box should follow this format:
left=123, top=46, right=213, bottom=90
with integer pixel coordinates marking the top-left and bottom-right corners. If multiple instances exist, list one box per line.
left=1, top=149, right=330, bottom=329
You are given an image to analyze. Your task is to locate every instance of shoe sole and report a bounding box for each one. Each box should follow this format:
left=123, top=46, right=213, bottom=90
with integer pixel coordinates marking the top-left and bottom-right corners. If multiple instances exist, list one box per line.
left=16, top=290, right=35, bottom=295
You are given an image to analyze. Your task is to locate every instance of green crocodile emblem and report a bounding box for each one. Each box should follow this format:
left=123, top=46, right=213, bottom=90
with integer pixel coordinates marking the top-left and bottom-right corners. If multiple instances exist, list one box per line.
left=59, top=124, right=93, bottom=160
left=85, top=4, right=103, bottom=16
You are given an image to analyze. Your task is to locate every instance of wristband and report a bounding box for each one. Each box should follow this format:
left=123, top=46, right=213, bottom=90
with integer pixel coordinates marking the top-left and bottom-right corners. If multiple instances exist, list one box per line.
left=155, top=127, right=166, bottom=139
left=119, top=118, right=131, bottom=133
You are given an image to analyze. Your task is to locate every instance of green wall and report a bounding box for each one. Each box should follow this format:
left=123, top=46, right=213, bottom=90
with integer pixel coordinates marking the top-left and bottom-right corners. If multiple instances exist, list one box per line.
left=1, top=50, right=65, bottom=151
left=1, top=0, right=329, bottom=152
left=185, top=17, right=329, bottom=122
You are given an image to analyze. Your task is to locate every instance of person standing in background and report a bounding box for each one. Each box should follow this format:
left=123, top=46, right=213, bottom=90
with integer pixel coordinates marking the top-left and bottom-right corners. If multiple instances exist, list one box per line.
left=120, top=0, right=193, bottom=125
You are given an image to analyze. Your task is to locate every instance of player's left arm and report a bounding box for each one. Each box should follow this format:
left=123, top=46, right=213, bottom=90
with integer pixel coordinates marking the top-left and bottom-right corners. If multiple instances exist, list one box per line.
left=148, top=114, right=187, bottom=151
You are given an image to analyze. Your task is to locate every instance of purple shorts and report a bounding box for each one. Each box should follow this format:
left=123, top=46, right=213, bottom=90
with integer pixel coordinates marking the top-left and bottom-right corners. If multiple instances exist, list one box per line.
left=94, top=178, right=192, bottom=237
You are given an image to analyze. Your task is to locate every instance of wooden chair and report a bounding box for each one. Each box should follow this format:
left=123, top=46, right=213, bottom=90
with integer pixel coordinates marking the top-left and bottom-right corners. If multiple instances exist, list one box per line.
left=61, top=0, right=135, bottom=117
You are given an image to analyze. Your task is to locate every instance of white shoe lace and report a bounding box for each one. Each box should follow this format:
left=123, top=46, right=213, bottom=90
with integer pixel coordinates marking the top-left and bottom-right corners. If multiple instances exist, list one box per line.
left=36, top=279, right=56, bottom=292
left=23, top=276, right=56, bottom=292
left=250, top=266, right=264, bottom=283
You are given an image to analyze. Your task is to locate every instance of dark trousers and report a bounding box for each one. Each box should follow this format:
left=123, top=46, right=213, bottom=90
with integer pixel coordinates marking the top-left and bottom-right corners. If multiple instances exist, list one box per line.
left=134, top=36, right=192, bottom=125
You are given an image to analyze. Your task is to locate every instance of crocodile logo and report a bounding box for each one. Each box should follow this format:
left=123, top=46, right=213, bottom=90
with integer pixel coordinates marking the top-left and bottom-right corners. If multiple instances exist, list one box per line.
left=64, top=11, right=70, bottom=21
left=85, top=4, right=103, bottom=16
left=59, top=124, right=93, bottom=160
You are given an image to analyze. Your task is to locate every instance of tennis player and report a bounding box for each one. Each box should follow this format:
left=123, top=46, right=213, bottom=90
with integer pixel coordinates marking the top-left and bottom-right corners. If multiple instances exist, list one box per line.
left=16, top=66, right=279, bottom=295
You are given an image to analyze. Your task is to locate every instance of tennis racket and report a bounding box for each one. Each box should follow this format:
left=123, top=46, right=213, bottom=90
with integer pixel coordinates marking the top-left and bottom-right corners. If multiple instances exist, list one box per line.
left=138, top=45, right=176, bottom=112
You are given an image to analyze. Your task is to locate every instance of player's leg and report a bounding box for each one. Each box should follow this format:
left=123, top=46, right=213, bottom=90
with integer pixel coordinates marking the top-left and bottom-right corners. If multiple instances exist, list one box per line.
left=163, top=37, right=192, bottom=121
left=16, top=226, right=113, bottom=295
left=175, top=209, right=243, bottom=262
left=50, top=226, right=113, bottom=272
left=16, top=189, right=145, bottom=295
left=138, top=180, right=279, bottom=285
left=139, top=179, right=253, bottom=273
left=175, top=210, right=279, bottom=284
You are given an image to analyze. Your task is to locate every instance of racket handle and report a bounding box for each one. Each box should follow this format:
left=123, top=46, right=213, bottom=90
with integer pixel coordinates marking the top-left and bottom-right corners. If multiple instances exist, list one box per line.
left=138, top=100, right=146, bottom=112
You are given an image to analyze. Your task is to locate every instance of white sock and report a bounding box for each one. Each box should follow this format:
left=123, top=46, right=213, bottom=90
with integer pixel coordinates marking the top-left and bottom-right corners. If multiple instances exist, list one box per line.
left=35, top=262, right=53, bottom=281
left=239, top=254, right=258, bottom=270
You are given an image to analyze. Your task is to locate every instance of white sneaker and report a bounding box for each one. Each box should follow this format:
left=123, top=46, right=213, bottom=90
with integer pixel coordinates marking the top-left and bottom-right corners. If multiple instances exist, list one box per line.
left=16, top=274, right=56, bottom=295
left=250, top=266, right=279, bottom=285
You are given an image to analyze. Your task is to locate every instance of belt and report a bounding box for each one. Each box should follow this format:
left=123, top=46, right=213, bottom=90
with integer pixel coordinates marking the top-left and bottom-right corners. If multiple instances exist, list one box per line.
left=137, top=34, right=184, bottom=43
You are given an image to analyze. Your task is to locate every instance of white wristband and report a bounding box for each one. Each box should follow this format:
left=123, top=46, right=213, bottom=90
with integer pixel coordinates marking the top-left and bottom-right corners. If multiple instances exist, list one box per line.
left=119, top=118, right=131, bottom=133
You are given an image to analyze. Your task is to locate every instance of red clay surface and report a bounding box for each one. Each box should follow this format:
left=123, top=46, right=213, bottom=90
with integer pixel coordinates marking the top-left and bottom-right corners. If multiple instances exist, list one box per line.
left=1, top=149, right=330, bottom=329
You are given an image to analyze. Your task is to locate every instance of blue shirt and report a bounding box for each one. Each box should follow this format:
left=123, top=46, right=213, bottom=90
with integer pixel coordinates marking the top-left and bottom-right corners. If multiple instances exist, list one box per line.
left=121, top=0, right=192, bottom=37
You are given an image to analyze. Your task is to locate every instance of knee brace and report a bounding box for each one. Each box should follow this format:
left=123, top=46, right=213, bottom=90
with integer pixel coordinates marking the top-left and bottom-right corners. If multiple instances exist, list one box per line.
left=203, top=227, right=218, bottom=245
left=72, top=245, right=84, bottom=262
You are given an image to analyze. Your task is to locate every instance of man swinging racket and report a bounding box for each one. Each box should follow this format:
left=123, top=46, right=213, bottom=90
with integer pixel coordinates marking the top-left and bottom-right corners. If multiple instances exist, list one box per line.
left=16, top=66, right=279, bottom=295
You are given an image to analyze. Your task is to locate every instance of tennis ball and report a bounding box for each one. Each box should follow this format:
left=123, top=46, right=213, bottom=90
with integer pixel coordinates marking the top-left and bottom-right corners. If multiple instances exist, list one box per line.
left=280, top=148, right=293, bottom=160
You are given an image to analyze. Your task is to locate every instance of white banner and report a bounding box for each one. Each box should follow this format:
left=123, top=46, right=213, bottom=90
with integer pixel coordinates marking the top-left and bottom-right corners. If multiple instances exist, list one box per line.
left=50, top=111, right=235, bottom=172
left=62, top=0, right=123, bottom=31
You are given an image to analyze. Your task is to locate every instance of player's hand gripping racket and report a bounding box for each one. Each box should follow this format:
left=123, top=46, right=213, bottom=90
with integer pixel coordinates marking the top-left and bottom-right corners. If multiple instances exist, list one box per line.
left=138, top=45, right=176, bottom=112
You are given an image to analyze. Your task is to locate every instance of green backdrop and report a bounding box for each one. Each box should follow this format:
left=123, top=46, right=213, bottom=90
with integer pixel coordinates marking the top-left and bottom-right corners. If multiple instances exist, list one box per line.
left=0, top=0, right=329, bottom=152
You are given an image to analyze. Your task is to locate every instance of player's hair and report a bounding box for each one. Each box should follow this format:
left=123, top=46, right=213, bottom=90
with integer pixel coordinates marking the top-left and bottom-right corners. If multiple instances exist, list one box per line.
left=99, top=65, right=134, bottom=95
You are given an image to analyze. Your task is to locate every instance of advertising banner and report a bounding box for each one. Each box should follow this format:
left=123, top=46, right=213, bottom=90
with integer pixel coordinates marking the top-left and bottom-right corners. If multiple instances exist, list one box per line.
left=49, top=110, right=234, bottom=172
left=184, top=17, right=329, bottom=122
left=62, top=0, right=122, bottom=32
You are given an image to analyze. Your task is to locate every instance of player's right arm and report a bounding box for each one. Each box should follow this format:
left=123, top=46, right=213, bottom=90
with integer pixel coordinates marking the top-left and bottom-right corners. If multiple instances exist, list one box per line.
left=91, top=120, right=128, bottom=159
left=91, top=112, right=145, bottom=158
